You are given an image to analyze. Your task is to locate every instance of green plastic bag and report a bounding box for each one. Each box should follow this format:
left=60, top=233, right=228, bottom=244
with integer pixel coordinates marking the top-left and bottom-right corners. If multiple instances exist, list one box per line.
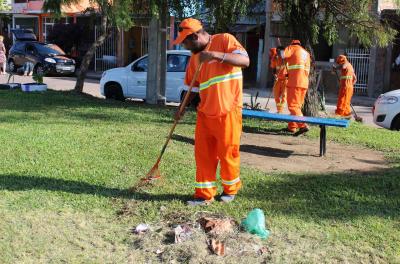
left=241, top=208, right=270, bottom=239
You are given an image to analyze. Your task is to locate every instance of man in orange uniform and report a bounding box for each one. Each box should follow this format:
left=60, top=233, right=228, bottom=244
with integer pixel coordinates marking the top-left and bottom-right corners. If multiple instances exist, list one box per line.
left=173, top=18, right=249, bottom=206
left=270, top=46, right=287, bottom=113
left=334, top=55, right=357, bottom=118
left=282, top=40, right=311, bottom=136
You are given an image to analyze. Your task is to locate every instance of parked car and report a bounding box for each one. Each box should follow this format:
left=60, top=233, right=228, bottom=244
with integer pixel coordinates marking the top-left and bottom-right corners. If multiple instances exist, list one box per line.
left=373, top=89, right=400, bottom=130
left=8, top=29, right=75, bottom=75
left=100, top=50, right=200, bottom=105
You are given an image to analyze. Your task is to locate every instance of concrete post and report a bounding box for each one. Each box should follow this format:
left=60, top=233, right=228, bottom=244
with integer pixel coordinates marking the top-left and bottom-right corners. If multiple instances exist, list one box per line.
left=367, top=47, right=377, bottom=97
left=159, top=3, right=167, bottom=105
left=146, top=17, right=161, bottom=104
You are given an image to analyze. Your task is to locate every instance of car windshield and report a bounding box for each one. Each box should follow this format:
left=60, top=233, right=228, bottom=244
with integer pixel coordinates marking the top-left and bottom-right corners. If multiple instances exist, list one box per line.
left=36, top=43, right=66, bottom=56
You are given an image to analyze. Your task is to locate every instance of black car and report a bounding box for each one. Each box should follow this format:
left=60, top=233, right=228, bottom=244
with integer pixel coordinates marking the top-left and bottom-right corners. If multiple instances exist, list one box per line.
left=8, top=29, right=75, bottom=75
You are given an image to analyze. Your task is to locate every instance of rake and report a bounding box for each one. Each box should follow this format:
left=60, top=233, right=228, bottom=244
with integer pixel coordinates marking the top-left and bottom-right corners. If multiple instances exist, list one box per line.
left=130, top=62, right=203, bottom=190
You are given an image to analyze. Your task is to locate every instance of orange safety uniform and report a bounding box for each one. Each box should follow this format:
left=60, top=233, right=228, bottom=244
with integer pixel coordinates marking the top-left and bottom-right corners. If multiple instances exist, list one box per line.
left=335, top=55, right=356, bottom=117
left=270, top=53, right=287, bottom=113
left=284, top=40, right=311, bottom=132
left=185, top=33, right=247, bottom=200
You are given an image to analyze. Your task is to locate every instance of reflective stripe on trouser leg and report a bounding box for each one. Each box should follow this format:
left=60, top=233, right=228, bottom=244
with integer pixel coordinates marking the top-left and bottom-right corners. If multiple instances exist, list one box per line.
left=194, top=112, right=218, bottom=200
left=218, top=107, right=242, bottom=195
left=287, top=86, right=307, bottom=130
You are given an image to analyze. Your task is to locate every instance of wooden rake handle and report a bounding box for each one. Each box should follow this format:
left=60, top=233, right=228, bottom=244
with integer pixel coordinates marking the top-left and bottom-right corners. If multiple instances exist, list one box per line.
left=154, top=62, right=203, bottom=164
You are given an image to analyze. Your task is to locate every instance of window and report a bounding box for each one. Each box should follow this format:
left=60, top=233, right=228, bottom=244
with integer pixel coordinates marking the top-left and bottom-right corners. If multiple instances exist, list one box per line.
left=167, top=54, right=188, bottom=72
left=133, top=57, right=148, bottom=72
left=25, top=44, right=37, bottom=55
left=13, top=42, right=25, bottom=52
left=35, top=43, right=65, bottom=55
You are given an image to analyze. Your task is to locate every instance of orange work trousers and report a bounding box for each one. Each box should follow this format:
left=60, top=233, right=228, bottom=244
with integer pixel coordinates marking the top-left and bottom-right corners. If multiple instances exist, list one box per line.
left=286, top=86, right=308, bottom=131
left=335, top=85, right=354, bottom=117
left=194, top=107, right=242, bottom=200
left=273, top=79, right=287, bottom=113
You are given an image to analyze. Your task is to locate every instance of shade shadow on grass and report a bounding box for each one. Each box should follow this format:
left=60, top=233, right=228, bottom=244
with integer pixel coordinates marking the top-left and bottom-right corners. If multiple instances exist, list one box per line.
left=0, top=174, right=189, bottom=201
left=0, top=90, right=196, bottom=125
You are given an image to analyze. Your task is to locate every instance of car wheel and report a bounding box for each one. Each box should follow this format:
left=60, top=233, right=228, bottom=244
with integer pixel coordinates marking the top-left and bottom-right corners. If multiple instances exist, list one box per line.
left=8, top=60, right=15, bottom=72
left=105, top=83, right=125, bottom=101
left=34, top=64, right=45, bottom=75
left=391, top=114, right=400, bottom=131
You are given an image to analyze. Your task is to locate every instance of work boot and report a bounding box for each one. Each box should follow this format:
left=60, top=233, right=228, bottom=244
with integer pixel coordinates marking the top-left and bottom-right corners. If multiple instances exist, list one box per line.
left=281, top=127, right=296, bottom=133
left=217, top=192, right=235, bottom=203
left=187, top=198, right=214, bottom=206
left=293, top=127, right=309, bottom=137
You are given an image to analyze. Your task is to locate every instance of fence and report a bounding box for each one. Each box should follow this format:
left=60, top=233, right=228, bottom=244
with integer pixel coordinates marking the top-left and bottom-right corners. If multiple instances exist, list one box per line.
left=345, top=48, right=370, bottom=95
left=94, top=26, right=118, bottom=72
left=141, top=26, right=149, bottom=56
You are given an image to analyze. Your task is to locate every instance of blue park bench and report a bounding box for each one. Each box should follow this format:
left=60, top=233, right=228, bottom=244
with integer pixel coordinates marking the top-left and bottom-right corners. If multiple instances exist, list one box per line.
left=242, top=109, right=350, bottom=157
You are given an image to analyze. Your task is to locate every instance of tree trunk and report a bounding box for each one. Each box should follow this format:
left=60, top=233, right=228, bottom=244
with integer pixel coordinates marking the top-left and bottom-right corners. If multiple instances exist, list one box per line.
left=293, top=32, right=319, bottom=117
left=74, top=15, right=109, bottom=93
left=303, top=41, right=319, bottom=117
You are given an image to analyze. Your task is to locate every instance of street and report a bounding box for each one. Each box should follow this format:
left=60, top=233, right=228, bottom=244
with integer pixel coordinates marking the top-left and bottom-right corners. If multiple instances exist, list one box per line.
left=1, top=74, right=378, bottom=128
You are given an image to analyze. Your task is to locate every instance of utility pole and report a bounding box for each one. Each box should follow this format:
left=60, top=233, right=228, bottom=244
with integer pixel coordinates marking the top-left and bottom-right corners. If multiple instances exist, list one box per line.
left=258, top=0, right=272, bottom=89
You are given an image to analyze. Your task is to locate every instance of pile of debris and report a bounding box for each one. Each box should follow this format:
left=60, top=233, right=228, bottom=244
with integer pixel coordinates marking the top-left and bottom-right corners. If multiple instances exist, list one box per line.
left=131, top=210, right=270, bottom=262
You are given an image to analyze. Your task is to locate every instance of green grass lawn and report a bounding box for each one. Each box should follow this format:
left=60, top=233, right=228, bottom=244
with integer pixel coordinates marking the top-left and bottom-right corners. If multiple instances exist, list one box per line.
left=0, top=90, right=399, bottom=263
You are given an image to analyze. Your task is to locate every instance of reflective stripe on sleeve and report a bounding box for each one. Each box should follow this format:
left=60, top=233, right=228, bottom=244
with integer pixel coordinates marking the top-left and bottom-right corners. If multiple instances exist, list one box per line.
left=232, top=50, right=249, bottom=56
left=340, top=76, right=353, bottom=80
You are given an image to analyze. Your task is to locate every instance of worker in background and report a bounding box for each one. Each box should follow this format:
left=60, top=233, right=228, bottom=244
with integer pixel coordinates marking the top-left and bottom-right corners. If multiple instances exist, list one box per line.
left=270, top=46, right=287, bottom=113
left=281, top=40, right=311, bottom=136
left=333, top=55, right=357, bottom=118
left=173, top=18, right=250, bottom=206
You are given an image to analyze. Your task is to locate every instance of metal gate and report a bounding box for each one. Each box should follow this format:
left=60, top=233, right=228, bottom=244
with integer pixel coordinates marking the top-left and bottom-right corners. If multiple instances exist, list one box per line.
left=345, top=48, right=370, bottom=95
left=141, top=26, right=148, bottom=56
left=94, top=26, right=118, bottom=72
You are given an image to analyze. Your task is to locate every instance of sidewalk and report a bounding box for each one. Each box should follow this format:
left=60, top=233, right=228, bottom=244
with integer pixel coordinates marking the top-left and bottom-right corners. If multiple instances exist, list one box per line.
left=86, top=71, right=103, bottom=80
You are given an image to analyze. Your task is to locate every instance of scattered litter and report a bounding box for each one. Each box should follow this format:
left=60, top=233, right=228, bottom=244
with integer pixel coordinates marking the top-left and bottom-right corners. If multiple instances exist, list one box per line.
left=199, top=217, right=236, bottom=236
left=257, top=246, right=270, bottom=255
left=174, top=224, right=193, bottom=243
left=241, top=208, right=270, bottom=239
left=134, top=223, right=150, bottom=234
left=208, top=239, right=225, bottom=256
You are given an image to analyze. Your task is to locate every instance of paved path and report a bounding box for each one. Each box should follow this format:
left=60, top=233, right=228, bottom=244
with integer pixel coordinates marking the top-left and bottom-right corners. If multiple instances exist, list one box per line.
left=0, top=74, right=378, bottom=128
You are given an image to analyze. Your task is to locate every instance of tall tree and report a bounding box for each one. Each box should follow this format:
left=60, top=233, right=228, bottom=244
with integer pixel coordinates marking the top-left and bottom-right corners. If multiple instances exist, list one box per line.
left=275, top=0, right=399, bottom=116
left=43, top=0, right=135, bottom=93
left=0, top=0, right=10, bottom=11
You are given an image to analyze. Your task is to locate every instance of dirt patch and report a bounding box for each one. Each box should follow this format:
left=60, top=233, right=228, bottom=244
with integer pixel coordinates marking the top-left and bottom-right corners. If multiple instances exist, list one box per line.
left=240, top=132, right=389, bottom=174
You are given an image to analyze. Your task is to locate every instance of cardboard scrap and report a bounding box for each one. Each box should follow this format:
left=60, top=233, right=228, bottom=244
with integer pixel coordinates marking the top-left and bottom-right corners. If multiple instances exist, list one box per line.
left=209, top=239, right=225, bottom=256
left=199, top=217, right=235, bottom=236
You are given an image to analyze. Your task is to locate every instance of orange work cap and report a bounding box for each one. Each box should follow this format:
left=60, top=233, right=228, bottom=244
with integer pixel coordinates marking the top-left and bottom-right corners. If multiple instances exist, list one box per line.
left=291, top=40, right=301, bottom=45
left=173, top=18, right=203, bottom=45
left=336, top=55, right=347, bottom=64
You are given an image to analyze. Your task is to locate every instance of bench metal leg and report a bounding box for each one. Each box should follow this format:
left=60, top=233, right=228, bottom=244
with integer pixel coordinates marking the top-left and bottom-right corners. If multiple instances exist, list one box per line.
left=319, top=125, right=326, bottom=157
